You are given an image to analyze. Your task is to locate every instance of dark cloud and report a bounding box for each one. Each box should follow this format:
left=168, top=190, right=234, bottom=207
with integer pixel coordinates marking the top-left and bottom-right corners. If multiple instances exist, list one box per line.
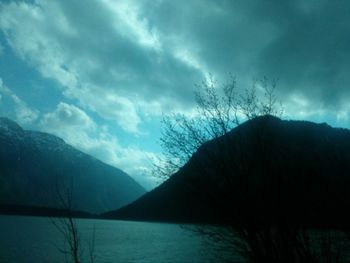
left=1, top=0, right=350, bottom=125
left=54, top=0, right=204, bottom=101
left=253, top=1, right=350, bottom=105
left=141, top=0, right=350, bottom=110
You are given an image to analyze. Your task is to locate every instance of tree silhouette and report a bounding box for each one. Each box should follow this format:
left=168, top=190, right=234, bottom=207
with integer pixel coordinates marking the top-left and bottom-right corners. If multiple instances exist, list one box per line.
left=157, top=75, right=350, bottom=262
left=157, top=75, right=282, bottom=179
left=50, top=177, right=96, bottom=263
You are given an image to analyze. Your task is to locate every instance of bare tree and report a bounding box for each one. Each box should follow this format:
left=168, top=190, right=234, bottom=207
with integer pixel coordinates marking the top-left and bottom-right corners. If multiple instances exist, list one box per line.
left=50, top=178, right=96, bottom=263
left=157, top=75, right=282, bottom=179
left=157, top=75, right=350, bottom=262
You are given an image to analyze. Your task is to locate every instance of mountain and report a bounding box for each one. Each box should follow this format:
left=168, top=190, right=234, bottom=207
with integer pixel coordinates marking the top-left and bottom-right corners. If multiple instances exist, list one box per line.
left=0, top=117, right=146, bottom=214
left=103, top=116, right=350, bottom=227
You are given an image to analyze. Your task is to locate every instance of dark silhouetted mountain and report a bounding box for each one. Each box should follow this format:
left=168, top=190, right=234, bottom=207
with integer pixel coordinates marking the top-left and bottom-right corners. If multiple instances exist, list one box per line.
left=0, top=117, right=146, bottom=214
left=103, top=116, right=350, bottom=227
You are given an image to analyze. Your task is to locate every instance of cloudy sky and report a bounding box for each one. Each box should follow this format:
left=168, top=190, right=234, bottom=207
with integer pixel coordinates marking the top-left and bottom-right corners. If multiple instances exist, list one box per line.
left=0, top=0, right=349, bottom=189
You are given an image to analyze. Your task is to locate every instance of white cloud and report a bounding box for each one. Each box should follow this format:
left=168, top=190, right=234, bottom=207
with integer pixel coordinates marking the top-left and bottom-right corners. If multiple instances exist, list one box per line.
left=335, top=103, right=350, bottom=122
left=1, top=0, right=350, bottom=130
left=0, top=78, right=39, bottom=124
left=40, top=102, right=157, bottom=187
left=0, top=1, right=78, bottom=88
left=283, top=92, right=326, bottom=121
left=64, top=85, right=141, bottom=133
left=101, top=0, right=162, bottom=50
left=41, top=102, right=96, bottom=131
left=0, top=0, right=204, bottom=135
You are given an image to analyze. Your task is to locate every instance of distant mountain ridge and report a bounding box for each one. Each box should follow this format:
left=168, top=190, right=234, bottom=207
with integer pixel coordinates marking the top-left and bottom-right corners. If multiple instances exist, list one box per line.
left=103, top=116, right=350, bottom=227
left=0, top=117, right=146, bottom=214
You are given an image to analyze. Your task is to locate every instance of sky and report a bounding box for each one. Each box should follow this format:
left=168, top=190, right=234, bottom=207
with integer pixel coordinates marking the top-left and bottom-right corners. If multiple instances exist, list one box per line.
left=0, top=0, right=350, bottom=189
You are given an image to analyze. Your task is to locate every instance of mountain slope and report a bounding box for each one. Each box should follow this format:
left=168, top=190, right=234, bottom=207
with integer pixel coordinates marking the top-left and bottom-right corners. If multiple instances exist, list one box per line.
left=0, top=117, right=146, bottom=214
left=103, top=116, right=350, bottom=227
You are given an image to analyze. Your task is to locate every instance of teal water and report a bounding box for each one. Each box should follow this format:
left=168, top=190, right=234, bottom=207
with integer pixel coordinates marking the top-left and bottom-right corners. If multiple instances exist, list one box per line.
left=0, top=215, right=239, bottom=263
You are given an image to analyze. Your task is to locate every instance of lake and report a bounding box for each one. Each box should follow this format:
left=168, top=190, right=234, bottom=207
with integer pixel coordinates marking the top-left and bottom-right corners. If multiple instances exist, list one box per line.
left=0, top=215, right=240, bottom=263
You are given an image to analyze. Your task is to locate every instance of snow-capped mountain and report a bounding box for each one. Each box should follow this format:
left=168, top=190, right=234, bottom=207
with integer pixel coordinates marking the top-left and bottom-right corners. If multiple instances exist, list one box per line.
left=0, top=117, right=146, bottom=214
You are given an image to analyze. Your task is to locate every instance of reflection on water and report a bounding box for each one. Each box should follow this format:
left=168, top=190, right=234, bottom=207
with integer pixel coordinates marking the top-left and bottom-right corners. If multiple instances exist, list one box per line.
left=0, top=215, right=240, bottom=263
